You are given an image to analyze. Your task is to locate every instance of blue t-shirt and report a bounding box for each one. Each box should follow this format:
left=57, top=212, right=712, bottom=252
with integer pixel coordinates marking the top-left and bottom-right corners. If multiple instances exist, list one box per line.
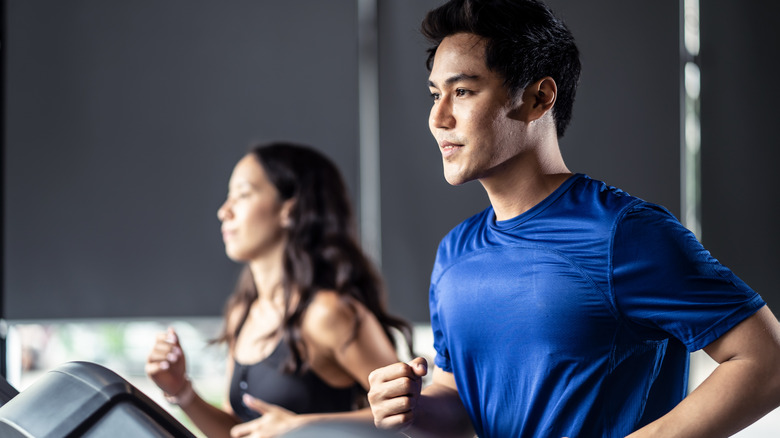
left=429, top=174, right=765, bottom=438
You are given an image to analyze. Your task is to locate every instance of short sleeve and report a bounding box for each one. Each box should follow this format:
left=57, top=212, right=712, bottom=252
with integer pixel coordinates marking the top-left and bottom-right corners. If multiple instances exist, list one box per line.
left=611, top=203, right=765, bottom=351
left=430, top=280, right=453, bottom=372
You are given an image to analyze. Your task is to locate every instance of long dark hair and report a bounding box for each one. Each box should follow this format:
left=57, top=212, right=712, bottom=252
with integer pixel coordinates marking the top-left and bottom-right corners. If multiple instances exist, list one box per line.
left=214, top=142, right=413, bottom=373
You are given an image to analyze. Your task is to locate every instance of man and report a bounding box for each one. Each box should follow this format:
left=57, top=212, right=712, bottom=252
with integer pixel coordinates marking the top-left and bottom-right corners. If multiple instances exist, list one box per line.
left=367, top=0, right=780, bottom=437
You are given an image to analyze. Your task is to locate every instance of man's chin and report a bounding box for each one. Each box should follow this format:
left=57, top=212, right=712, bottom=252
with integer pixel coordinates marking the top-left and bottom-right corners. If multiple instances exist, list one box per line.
left=443, top=170, right=472, bottom=186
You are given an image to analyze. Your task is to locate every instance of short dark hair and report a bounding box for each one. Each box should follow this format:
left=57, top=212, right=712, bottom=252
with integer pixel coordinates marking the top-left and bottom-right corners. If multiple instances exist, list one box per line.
left=421, top=0, right=581, bottom=138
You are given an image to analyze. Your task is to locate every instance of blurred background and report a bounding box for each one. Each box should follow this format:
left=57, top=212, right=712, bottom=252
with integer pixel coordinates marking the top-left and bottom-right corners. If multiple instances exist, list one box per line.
left=2, top=0, right=779, bottom=436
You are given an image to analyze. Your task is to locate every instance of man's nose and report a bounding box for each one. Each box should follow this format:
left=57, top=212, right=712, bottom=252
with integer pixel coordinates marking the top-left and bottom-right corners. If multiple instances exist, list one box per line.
left=430, top=98, right=455, bottom=130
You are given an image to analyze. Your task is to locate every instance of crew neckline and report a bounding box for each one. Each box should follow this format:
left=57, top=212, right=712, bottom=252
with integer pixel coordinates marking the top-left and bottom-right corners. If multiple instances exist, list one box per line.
left=490, top=173, right=584, bottom=230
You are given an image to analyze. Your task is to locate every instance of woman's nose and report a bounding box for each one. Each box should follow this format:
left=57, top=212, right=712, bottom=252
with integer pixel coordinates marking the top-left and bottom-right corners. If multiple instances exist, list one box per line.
left=217, top=200, right=232, bottom=221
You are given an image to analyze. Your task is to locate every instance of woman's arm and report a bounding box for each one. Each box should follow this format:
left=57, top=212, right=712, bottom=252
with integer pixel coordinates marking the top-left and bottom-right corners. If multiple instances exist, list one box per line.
left=146, top=328, right=241, bottom=438
left=302, top=291, right=403, bottom=389
left=174, top=356, right=243, bottom=438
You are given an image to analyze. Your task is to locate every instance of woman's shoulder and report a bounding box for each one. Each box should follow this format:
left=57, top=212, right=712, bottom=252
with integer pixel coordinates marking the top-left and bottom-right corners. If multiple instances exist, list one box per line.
left=301, top=291, right=365, bottom=347
left=304, top=291, right=364, bottom=326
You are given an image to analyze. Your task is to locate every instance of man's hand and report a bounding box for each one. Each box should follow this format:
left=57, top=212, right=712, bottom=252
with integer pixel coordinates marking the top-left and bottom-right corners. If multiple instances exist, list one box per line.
left=367, top=357, right=428, bottom=430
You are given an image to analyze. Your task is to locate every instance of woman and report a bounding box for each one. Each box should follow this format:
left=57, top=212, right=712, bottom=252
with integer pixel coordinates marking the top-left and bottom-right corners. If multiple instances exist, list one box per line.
left=146, top=142, right=413, bottom=438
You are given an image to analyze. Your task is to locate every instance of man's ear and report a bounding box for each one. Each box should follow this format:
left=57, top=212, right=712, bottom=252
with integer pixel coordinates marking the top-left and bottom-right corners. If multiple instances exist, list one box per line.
left=515, top=76, right=557, bottom=122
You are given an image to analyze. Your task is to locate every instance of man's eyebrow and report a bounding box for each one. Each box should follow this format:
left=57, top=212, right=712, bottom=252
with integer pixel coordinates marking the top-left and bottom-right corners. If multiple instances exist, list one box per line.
left=428, top=73, right=481, bottom=88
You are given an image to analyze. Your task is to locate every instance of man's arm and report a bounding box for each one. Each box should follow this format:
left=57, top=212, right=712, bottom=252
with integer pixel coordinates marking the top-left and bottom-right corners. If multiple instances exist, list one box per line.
left=368, top=357, right=475, bottom=437
left=629, top=305, right=780, bottom=437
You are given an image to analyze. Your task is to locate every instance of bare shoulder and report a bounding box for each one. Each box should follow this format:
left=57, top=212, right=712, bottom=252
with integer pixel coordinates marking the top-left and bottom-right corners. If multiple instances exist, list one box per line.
left=301, top=290, right=366, bottom=347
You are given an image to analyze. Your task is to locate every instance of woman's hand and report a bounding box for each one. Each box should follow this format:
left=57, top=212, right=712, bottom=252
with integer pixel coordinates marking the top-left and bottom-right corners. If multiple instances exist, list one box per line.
left=145, top=327, right=188, bottom=396
left=229, top=395, right=303, bottom=438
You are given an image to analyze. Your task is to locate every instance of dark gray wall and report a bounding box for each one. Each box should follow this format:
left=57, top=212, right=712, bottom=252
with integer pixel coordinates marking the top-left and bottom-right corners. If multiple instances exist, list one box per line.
left=4, top=0, right=360, bottom=319
left=700, top=1, right=780, bottom=312
left=4, top=1, right=776, bottom=322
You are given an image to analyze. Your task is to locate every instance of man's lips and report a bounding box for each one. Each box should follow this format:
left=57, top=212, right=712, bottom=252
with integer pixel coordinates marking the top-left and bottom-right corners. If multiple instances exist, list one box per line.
left=440, top=141, right=463, bottom=157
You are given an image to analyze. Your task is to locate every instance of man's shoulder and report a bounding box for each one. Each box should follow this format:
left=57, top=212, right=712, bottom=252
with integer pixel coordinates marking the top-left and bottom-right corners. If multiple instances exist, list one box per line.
left=575, top=175, right=681, bottom=226
left=569, top=174, right=652, bottom=220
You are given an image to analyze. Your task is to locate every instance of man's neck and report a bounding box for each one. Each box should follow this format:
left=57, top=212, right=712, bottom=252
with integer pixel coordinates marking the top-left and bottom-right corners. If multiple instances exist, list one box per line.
left=480, top=145, right=571, bottom=221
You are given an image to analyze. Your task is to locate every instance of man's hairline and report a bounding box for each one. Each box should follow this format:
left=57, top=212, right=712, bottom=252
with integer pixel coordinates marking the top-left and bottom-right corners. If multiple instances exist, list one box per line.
left=426, top=33, right=528, bottom=100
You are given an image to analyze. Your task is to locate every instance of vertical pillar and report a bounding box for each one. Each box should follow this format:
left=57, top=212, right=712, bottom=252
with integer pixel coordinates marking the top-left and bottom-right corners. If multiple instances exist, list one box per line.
left=681, top=0, right=701, bottom=237
left=357, top=0, right=382, bottom=265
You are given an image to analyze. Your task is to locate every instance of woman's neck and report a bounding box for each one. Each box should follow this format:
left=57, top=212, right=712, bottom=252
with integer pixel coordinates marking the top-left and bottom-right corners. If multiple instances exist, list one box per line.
left=248, top=253, right=285, bottom=303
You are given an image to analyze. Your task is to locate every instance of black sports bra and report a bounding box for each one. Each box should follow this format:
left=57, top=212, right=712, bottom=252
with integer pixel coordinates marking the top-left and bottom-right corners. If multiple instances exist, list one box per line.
left=229, top=340, right=359, bottom=421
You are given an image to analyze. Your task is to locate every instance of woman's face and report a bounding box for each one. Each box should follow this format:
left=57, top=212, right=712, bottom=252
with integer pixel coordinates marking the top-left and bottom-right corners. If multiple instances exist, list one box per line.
left=217, top=154, right=292, bottom=263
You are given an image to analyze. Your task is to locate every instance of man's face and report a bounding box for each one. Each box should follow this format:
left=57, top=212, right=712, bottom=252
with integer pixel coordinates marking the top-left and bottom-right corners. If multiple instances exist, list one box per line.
left=428, top=33, right=524, bottom=186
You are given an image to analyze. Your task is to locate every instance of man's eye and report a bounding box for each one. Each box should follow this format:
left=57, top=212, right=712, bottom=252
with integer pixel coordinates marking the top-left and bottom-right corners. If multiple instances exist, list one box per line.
left=455, top=88, right=469, bottom=97
left=430, top=92, right=440, bottom=101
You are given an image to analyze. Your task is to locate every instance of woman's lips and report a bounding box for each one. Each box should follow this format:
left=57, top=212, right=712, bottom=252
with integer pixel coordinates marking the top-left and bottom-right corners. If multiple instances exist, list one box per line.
left=221, top=228, right=236, bottom=241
